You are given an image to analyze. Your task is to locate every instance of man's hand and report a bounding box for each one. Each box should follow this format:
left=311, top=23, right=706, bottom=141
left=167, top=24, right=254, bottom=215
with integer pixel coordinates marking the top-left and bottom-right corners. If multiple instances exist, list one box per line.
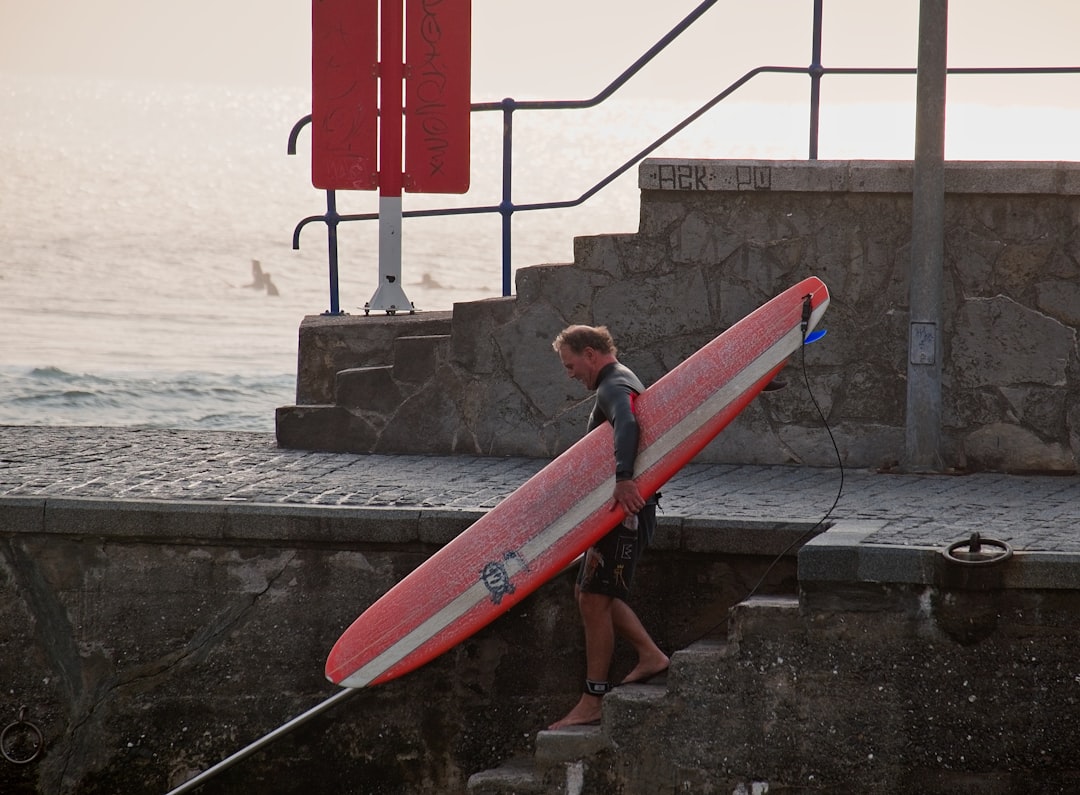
left=611, top=479, right=645, bottom=516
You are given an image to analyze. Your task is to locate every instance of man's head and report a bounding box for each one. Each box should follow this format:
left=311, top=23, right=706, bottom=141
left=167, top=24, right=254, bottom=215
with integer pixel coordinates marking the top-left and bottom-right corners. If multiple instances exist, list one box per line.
left=553, top=325, right=618, bottom=390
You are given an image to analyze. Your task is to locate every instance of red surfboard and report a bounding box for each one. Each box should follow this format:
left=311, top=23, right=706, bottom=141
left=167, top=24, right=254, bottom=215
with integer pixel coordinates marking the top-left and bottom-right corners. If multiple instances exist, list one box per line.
left=326, top=277, right=830, bottom=688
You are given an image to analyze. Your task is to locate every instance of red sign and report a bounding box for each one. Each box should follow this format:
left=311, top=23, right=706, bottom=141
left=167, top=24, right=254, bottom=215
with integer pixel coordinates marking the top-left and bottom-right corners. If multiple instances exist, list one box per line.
left=311, top=0, right=380, bottom=191
left=403, top=0, right=471, bottom=194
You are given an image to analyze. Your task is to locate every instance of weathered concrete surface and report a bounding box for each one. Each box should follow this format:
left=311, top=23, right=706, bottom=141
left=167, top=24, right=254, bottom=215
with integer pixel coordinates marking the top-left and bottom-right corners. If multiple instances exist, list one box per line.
left=5, top=426, right=1078, bottom=553
left=3, top=428, right=1078, bottom=793
left=292, top=311, right=453, bottom=405
left=469, top=516, right=1080, bottom=794
left=586, top=587, right=1080, bottom=794
left=0, top=499, right=801, bottom=795
left=278, top=159, right=1080, bottom=473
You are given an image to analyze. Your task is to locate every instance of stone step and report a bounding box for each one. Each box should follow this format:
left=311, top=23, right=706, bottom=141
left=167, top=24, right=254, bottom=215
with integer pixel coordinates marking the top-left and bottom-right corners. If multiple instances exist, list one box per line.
left=332, top=333, right=451, bottom=407
left=294, top=310, right=453, bottom=405
left=274, top=403, right=358, bottom=453
left=534, top=723, right=612, bottom=767
left=467, top=599, right=794, bottom=794
left=469, top=754, right=611, bottom=795
left=665, top=637, right=732, bottom=697
left=391, top=333, right=451, bottom=383
left=335, top=366, right=399, bottom=413
left=596, top=682, right=669, bottom=737
left=727, top=594, right=802, bottom=643
left=466, top=756, right=545, bottom=795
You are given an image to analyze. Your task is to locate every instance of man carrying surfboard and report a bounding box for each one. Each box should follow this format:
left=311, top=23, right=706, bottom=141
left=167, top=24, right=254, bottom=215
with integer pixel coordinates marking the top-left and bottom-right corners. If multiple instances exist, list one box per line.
left=549, top=325, right=670, bottom=729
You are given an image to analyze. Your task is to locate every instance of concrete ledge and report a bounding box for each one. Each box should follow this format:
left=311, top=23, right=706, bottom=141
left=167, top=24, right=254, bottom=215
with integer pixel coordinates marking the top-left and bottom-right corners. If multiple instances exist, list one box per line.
left=639, top=158, right=1080, bottom=195
left=41, top=497, right=230, bottom=539
left=659, top=516, right=824, bottom=556
left=0, top=496, right=45, bottom=534
left=800, top=520, right=1080, bottom=590
left=11, top=498, right=1073, bottom=591
left=0, top=498, right=818, bottom=556
left=221, top=502, right=426, bottom=544
left=0, top=497, right=435, bottom=545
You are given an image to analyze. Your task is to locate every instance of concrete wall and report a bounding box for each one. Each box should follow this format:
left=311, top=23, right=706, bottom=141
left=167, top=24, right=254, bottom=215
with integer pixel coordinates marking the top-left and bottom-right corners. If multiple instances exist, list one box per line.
left=590, top=586, right=1080, bottom=794
left=0, top=498, right=801, bottom=794
left=471, top=524, right=1080, bottom=794
left=278, top=159, right=1080, bottom=474
left=6, top=506, right=1080, bottom=793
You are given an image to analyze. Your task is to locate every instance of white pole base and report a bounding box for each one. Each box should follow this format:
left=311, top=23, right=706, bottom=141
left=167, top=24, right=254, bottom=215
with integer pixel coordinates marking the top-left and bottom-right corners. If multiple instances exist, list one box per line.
left=366, top=195, right=416, bottom=315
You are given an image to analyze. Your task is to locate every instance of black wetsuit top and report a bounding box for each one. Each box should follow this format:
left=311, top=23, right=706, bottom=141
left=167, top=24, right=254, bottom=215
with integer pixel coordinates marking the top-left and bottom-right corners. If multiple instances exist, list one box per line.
left=578, top=361, right=656, bottom=598
left=588, top=361, right=645, bottom=482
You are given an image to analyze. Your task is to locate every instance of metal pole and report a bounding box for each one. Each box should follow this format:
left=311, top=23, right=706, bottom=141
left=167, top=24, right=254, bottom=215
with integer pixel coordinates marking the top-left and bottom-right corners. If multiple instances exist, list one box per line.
left=163, top=689, right=357, bottom=795
left=499, top=99, right=515, bottom=297
left=366, top=0, right=415, bottom=314
left=808, top=0, right=824, bottom=159
left=903, top=0, right=948, bottom=471
left=325, top=189, right=342, bottom=316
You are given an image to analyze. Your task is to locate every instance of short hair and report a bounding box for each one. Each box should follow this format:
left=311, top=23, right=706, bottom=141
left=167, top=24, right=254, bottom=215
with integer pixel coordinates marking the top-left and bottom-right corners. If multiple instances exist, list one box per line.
left=552, top=325, right=617, bottom=356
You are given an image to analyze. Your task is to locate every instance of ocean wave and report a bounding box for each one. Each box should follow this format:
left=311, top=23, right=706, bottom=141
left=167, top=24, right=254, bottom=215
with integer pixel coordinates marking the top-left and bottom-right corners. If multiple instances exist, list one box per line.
left=0, top=366, right=292, bottom=432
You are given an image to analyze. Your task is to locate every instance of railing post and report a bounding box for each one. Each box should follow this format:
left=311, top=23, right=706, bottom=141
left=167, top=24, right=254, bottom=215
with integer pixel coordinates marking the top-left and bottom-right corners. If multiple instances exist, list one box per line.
left=325, top=189, right=343, bottom=316
left=499, top=98, right=516, bottom=297
left=808, top=0, right=824, bottom=159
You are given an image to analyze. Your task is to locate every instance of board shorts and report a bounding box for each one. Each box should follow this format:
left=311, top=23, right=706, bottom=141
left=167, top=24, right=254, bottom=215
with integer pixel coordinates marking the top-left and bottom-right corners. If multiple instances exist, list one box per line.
left=577, top=498, right=657, bottom=601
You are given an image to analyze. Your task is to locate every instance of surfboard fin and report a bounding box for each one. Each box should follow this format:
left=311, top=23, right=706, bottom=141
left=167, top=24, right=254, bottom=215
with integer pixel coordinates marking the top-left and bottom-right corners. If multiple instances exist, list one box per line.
left=804, top=329, right=827, bottom=344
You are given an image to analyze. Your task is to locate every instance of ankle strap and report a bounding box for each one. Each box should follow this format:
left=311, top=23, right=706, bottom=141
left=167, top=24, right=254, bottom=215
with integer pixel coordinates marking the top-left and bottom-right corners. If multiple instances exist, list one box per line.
left=584, top=679, right=611, bottom=696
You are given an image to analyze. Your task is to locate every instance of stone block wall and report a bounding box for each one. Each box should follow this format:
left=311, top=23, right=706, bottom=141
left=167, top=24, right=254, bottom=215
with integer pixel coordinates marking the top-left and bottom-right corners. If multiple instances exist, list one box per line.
left=277, top=159, right=1080, bottom=473
left=591, top=587, right=1080, bottom=794
left=6, top=499, right=1079, bottom=793
left=0, top=500, right=800, bottom=795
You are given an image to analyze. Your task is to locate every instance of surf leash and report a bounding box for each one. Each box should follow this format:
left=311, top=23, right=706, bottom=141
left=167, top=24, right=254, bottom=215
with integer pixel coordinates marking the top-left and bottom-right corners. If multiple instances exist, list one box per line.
left=735, top=294, right=843, bottom=602
left=737, top=297, right=844, bottom=599
left=688, top=295, right=843, bottom=644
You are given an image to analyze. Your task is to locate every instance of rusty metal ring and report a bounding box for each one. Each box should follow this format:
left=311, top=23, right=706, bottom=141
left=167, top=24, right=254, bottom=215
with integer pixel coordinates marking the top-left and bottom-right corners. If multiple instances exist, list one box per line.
left=943, top=533, right=1013, bottom=567
left=2, top=707, right=44, bottom=765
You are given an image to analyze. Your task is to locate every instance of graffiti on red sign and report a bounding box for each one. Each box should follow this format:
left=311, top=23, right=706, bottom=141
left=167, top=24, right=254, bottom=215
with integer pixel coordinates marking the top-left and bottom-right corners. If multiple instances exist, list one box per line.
left=414, top=5, right=452, bottom=177
left=310, top=0, right=379, bottom=191
left=405, top=0, right=471, bottom=194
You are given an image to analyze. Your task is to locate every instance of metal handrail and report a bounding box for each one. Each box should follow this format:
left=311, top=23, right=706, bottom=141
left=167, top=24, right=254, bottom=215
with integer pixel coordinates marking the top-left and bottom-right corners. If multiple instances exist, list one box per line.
left=291, top=0, right=721, bottom=311
left=290, top=0, right=1080, bottom=313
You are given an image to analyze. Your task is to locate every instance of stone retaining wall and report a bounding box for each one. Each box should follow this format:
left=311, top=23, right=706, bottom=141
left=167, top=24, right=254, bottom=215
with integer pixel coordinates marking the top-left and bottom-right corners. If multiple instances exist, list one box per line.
left=590, top=587, right=1080, bottom=794
left=6, top=502, right=1079, bottom=793
left=0, top=499, right=800, bottom=794
left=278, top=159, right=1080, bottom=473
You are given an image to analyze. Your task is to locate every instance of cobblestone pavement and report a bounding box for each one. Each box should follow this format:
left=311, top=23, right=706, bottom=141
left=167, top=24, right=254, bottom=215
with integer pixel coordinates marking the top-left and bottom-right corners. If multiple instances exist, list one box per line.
left=1, top=426, right=1077, bottom=552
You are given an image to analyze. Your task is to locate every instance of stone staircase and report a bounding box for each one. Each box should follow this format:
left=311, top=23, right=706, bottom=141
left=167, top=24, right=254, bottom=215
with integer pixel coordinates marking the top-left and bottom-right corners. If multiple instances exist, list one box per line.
left=467, top=596, right=799, bottom=795
left=277, top=158, right=1080, bottom=471
left=466, top=684, right=670, bottom=795
left=334, top=333, right=453, bottom=412
left=277, top=314, right=462, bottom=453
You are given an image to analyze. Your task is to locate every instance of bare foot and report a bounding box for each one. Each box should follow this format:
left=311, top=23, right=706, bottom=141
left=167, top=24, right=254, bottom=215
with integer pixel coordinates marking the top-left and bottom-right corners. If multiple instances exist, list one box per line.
left=547, top=694, right=602, bottom=730
left=619, top=652, right=670, bottom=686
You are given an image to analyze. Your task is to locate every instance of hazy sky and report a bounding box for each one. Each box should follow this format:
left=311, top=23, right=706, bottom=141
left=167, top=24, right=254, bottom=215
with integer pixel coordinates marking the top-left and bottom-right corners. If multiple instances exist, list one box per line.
left=2, top=1, right=1079, bottom=107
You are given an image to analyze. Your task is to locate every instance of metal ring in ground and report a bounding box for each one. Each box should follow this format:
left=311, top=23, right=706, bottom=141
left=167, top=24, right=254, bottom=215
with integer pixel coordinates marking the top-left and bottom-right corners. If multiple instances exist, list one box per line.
left=943, top=533, right=1013, bottom=566
left=1, top=716, right=44, bottom=765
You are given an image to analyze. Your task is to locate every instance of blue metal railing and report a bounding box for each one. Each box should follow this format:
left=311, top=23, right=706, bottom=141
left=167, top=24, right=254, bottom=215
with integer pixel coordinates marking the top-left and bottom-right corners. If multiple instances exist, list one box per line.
left=289, top=0, right=1080, bottom=314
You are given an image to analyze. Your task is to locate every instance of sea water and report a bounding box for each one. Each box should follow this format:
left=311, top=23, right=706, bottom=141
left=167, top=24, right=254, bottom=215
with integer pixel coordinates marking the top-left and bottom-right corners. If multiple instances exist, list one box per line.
left=2, top=72, right=1078, bottom=432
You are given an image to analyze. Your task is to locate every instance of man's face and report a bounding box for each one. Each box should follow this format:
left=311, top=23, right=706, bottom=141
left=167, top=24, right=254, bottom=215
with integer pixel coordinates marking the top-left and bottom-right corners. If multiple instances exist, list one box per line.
left=558, top=346, right=599, bottom=390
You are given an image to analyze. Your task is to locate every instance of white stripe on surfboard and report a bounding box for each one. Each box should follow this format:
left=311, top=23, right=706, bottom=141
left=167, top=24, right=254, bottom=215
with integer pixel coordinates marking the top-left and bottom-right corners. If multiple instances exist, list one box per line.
left=635, top=305, right=826, bottom=479
left=337, top=313, right=819, bottom=688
